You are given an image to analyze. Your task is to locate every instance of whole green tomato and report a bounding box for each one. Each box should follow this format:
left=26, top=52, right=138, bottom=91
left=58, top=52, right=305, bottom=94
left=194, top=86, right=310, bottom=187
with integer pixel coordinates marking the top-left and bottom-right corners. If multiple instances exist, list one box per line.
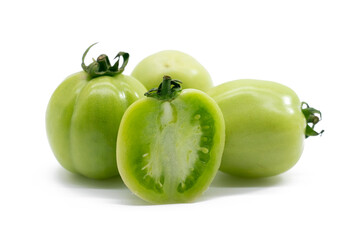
left=46, top=43, right=147, bottom=179
left=207, top=79, right=323, bottom=178
left=117, top=76, right=225, bottom=204
left=131, top=50, right=213, bottom=92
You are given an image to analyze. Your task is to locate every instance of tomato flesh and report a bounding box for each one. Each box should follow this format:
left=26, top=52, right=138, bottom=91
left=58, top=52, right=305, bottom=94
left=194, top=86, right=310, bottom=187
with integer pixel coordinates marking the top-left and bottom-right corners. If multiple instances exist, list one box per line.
left=117, top=90, right=224, bottom=203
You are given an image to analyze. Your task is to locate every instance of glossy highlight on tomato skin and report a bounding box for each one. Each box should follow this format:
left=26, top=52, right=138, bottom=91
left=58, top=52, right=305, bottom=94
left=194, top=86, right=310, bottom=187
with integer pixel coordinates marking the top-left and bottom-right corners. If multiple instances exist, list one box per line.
left=207, top=79, right=306, bottom=178
left=117, top=87, right=225, bottom=204
left=131, top=50, right=213, bottom=92
left=46, top=71, right=147, bottom=179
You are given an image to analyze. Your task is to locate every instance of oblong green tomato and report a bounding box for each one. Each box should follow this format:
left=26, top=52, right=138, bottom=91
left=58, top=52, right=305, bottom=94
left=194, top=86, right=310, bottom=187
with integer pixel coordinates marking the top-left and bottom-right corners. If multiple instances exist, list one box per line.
left=207, top=79, right=307, bottom=178
left=46, top=44, right=147, bottom=179
left=131, top=50, right=213, bottom=91
left=117, top=77, right=225, bottom=204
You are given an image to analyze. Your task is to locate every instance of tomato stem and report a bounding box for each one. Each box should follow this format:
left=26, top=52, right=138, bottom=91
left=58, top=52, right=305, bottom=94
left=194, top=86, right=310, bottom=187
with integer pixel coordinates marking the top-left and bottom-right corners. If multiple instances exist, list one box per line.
left=301, top=102, right=324, bottom=138
left=144, top=76, right=182, bottom=100
left=81, top=43, right=129, bottom=78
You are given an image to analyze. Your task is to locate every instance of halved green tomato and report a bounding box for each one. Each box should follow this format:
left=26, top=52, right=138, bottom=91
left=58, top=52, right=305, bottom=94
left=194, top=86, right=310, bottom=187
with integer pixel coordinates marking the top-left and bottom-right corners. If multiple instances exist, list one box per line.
left=117, top=76, right=225, bottom=204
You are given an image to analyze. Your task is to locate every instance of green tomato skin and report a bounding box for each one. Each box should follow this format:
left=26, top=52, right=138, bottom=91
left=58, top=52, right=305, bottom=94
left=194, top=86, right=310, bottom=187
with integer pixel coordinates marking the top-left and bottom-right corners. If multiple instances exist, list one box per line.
left=207, top=79, right=306, bottom=178
left=46, top=71, right=147, bottom=179
left=117, top=89, right=225, bottom=204
left=131, top=50, right=213, bottom=91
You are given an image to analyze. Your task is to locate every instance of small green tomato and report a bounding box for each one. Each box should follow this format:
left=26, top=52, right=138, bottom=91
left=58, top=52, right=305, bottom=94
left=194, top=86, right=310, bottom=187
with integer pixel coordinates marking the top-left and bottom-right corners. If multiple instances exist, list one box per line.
left=131, top=50, right=213, bottom=92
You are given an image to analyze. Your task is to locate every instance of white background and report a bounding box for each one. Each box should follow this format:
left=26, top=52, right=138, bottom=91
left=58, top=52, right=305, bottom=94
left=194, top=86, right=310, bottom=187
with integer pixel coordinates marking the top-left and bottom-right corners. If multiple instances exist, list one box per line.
left=1, top=0, right=359, bottom=239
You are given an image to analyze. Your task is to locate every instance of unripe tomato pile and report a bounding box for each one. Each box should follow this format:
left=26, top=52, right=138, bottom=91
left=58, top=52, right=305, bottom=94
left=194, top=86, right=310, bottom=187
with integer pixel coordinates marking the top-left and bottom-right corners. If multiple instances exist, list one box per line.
left=46, top=44, right=323, bottom=204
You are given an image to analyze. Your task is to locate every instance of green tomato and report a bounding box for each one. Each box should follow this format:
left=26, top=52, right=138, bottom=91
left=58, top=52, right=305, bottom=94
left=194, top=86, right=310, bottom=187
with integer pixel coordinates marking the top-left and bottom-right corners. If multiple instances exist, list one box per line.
left=207, top=79, right=323, bottom=178
left=117, top=76, right=225, bottom=204
left=46, top=44, right=147, bottom=179
left=131, top=50, right=213, bottom=91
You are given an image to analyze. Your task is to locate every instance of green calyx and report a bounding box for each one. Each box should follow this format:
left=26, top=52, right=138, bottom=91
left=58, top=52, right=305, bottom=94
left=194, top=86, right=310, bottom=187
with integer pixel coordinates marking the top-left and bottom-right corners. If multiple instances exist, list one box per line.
left=81, top=43, right=129, bottom=78
left=301, top=102, right=324, bottom=138
left=145, top=75, right=182, bottom=101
